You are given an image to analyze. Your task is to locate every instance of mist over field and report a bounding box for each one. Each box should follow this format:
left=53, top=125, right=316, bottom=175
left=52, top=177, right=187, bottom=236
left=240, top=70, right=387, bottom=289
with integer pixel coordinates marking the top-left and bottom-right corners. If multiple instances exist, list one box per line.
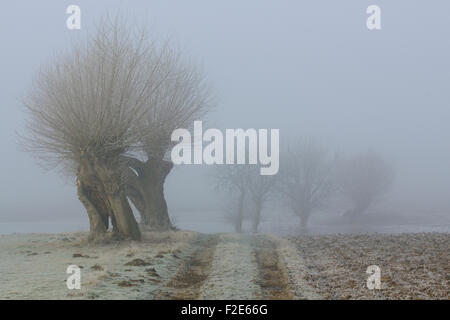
left=0, top=1, right=448, bottom=301
left=1, top=1, right=449, bottom=236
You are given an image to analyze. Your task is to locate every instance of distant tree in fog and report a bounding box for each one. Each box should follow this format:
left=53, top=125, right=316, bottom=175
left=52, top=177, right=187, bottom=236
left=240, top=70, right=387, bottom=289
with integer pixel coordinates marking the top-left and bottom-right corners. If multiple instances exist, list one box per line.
left=247, top=167, right=277, bottom=233
left=339, top=151, right=394, bottom=220
left=212, top=165, right=249, bottom=233
left=220, top=194, right=248, bottom=231
left=278, top=140, right=335, bottom=230
left=213, top=165, right=276, bottom=233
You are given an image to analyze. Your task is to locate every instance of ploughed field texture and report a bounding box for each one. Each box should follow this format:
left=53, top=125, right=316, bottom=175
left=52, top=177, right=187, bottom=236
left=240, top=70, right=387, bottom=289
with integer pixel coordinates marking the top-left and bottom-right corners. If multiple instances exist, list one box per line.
left=289, top=233, right=449, bottom=299
left=0, top=231, right=448, bottom=299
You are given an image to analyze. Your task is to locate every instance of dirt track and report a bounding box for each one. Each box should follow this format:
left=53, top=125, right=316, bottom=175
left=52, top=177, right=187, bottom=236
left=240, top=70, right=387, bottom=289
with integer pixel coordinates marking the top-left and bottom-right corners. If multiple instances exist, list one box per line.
left=155, top=233, right=319, bottom=299
left=156, top=235, right=219, bottom=299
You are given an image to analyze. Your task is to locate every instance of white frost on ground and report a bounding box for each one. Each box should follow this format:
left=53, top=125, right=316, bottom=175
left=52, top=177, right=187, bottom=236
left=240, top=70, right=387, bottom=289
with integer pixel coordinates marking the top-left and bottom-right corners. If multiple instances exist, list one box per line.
left=273, top=235, right=322, bottom=299
left=199, top=233, right=261, bottom=299
left=0, top=231, right=198, bottom=299
left=1, top=231, right=447, bottom=299
left=288, top=233, right=450, bottom=299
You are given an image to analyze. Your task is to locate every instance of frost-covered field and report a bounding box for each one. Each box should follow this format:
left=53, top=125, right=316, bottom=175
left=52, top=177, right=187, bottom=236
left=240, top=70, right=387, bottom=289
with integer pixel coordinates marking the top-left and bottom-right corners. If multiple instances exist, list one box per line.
left=289, top=233, right=449, bottom=299
left=0, top=231, right=448, bottom=299
left=0, top=231, right=198, bottom=299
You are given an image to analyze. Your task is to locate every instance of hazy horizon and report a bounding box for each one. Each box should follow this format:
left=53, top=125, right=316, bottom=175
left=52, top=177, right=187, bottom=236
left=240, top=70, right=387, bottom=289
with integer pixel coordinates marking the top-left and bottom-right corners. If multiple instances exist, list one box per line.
left=1, top=1, right=450, bottom=234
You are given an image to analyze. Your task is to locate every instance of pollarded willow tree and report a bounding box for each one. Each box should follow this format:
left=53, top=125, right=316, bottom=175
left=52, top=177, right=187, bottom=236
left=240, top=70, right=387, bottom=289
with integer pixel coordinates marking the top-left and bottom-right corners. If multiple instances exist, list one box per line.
left=278, top=139, right=335, bottom=229
left=23, top=19, right=175, bottom=241
left=212, top=165, right=250, bottom=233
left=213, top=165, right=276, bottom=233
left=247, top=167, right=277, bottom=233
left=123, top=48, right=212, bottom=231
left=339, top=151, right=394, bottom=219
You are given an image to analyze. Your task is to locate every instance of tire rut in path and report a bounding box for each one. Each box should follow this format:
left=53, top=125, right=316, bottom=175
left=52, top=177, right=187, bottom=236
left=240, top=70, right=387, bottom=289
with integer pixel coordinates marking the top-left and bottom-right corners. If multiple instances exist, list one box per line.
left=156, top=234, right=219, bottom=299
left=253, top=235, right=294, bottom=299
left=198, top=234, right=262, bottom=299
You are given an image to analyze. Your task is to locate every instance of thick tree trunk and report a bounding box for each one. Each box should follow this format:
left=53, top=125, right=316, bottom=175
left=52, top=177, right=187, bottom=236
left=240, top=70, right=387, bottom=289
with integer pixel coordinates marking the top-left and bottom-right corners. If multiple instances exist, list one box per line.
left=94, top=159, right=141, bottom=241
left=77, top=155, right=141, bottom=242
left=140, top=158, right=173, bottom=230
left=76, top=157, right=114, bottom=241
left=76, top=176, right=108, bottom=242
left=106, top=191, right=141, bottom=241
left=124, top=156, right=173, bottom=231
left=126, top=180, right=146, bottom=217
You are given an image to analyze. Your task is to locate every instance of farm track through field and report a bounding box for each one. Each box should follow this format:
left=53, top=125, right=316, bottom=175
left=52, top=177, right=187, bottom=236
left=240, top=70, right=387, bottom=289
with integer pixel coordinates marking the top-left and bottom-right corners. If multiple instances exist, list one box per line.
left=156, top=233, right=319, bottom=300
left=156, top=234, right=219, bottom=299
left=253, top=236, right=294, bottom=299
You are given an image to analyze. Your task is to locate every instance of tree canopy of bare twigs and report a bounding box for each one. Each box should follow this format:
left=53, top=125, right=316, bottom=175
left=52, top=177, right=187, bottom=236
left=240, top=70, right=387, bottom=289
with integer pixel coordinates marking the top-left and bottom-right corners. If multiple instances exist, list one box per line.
left=339, top=151, right=394, bottom=219
left=22, top=18, right=175, bottom=241
left=278, top=139, right=335, bottom=229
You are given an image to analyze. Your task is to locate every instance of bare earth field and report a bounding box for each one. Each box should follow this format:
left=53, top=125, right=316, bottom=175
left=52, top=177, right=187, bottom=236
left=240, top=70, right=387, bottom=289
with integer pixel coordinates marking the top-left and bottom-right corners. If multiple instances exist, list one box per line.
left=0, top=231, right=448, bottom=300
left=288, top=233, right=449, bottom=299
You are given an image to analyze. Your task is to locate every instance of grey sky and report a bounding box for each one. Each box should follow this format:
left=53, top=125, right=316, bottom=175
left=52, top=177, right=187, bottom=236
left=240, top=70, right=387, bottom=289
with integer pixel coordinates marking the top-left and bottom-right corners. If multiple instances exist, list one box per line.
left=1, top=1, right=449, bottom=223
